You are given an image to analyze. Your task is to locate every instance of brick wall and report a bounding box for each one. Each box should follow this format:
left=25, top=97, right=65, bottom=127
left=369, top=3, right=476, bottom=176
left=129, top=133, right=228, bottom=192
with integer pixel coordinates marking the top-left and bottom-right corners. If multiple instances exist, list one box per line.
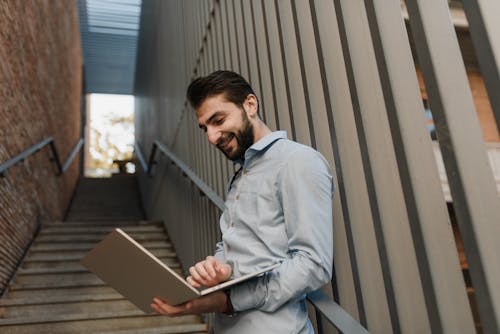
left=0, top=1, right=82, bottom=294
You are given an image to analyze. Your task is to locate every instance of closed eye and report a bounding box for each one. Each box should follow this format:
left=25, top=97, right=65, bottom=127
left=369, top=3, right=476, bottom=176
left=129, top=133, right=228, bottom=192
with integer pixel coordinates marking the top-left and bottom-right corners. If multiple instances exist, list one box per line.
left=214, top=117, right=225, bottom=125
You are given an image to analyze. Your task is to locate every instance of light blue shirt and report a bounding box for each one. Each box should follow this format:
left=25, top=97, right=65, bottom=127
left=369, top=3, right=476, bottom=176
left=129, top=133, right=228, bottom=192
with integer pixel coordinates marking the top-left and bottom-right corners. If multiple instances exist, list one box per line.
left=214, top=131, right=334, bottom=334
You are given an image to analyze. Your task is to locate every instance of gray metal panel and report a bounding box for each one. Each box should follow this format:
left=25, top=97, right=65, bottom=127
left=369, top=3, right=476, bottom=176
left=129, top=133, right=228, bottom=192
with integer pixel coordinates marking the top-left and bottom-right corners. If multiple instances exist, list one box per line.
left=234, top=0, right=249, bottom=80
left=77, top=0, right=141, bottom=94
left=405, top=0, right=500, bottom=331
left=276, top=0, right=311, bottom=146
left=293, top=0, right=360, bottom=323
left=262, top=0, right=294, bottom=137
left=461, top=0, right=500, bottom=132
left=311, top=1, right=393, bottom=331
left=250, top=0, right=277, bottom=131
left=336, top=0, right=431, bottom=331
left=362, top=0, right=475, bottom=332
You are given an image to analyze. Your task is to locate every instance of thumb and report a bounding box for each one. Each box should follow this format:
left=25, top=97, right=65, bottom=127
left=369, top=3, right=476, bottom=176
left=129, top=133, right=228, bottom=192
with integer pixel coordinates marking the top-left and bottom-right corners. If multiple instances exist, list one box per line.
left=220, top=263, right=232, bottom=277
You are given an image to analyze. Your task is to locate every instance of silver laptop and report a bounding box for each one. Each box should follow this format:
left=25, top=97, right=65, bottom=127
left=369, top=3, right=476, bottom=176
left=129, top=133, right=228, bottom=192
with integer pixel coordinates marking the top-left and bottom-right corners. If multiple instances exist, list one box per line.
left=81, top=228, right=280, bottom=313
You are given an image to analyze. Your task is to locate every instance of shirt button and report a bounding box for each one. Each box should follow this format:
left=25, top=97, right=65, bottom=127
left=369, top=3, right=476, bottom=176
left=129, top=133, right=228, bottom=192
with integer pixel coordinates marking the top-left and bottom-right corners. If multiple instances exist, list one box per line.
left=230, top=222, right=235, bottom=228
left=235, top=194, right=239, bottom=200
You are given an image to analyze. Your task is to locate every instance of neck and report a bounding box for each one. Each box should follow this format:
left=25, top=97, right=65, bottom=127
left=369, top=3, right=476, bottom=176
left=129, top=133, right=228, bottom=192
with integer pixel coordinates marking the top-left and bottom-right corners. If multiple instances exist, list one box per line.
left=252, top=119, right=272, bottom=143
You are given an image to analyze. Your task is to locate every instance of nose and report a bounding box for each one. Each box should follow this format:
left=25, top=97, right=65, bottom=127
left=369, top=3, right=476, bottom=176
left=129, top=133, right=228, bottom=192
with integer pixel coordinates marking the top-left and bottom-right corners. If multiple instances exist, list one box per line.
left=206, top=126, right=220, bottom=145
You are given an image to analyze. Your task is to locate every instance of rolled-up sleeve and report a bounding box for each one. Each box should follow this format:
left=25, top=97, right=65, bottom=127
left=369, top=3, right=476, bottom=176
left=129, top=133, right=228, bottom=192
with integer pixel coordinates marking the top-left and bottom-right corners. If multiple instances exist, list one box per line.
left=229, top=148, right=334, bottom=312
left=214, top=241, right=226, bottom=263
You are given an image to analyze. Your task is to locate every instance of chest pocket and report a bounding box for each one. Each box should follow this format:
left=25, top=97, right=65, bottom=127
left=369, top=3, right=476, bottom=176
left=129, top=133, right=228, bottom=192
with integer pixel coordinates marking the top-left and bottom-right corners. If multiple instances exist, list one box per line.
left=232, top=170, right=282, bottom=229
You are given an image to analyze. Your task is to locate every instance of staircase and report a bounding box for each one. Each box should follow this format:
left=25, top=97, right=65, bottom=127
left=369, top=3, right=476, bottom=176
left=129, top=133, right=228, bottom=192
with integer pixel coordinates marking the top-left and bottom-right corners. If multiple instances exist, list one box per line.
left=0, top=176, right=208, bottom=333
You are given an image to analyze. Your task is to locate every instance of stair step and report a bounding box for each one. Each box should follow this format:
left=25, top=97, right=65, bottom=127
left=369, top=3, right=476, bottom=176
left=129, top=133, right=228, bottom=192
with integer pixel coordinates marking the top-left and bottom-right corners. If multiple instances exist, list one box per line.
left=0, top=299, right=139, bottom=318
left=11, top=268, right=183, bottom=290
left=34, top=233, right=167, bottom=243
left=65, top=216, right=145, bottom=222
left=0, top=294, right=122, bottom=306
left=40, top=225, right=164, bottom=235
left=0, top=311, right=204, bottom=333
left=18, top=258, right=180, bottom=274
left=29, top=241, right=171, bottom=252
left=14, top=272, right=102, bottom=286
left=16, top=260, right=180, bottom=276
left=24, top=248, right=175, bottom=262
left=42, top=220, right=161, bottom=228
left=95, top=324, right=208, bottom=334
left=10, top=276, right=105, bottom=290
left=6, top=286, right=119, bottom=299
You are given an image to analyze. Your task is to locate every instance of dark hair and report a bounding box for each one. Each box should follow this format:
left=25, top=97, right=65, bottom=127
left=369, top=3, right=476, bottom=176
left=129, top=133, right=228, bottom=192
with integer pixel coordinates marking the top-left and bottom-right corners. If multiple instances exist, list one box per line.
left=186, top=70, right=256, bottom=110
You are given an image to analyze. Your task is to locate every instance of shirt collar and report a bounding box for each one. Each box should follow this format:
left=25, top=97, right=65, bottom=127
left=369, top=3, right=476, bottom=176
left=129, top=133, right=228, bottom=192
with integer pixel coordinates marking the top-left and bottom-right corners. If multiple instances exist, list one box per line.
left=234, top=131, right=287, bottom=167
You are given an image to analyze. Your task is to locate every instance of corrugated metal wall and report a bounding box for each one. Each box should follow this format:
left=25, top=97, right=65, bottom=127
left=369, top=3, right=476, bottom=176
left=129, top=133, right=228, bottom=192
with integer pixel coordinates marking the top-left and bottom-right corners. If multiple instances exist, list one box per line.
left=134, top=1, right=500, bottom=333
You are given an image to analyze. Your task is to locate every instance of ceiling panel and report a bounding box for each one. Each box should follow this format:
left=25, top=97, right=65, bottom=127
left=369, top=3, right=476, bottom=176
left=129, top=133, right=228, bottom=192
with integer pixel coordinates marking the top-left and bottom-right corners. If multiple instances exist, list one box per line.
left=77, top=0, right=142, bottom=95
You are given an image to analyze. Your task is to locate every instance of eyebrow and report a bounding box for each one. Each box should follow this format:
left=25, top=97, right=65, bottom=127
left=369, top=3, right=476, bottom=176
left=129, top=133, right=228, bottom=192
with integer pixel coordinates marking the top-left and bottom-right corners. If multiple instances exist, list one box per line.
left=198, top=111, right=225, bottom=129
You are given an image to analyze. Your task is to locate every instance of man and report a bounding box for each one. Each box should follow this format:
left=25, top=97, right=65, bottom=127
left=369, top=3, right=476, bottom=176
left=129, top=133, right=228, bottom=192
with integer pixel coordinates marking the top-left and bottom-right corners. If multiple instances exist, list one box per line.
left=151, top=70, right=334, bottom=333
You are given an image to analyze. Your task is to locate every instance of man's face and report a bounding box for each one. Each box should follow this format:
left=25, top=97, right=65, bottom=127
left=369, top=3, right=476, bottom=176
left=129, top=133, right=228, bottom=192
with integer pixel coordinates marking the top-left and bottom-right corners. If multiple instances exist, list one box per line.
left=196, top=94, right=254, bottom=161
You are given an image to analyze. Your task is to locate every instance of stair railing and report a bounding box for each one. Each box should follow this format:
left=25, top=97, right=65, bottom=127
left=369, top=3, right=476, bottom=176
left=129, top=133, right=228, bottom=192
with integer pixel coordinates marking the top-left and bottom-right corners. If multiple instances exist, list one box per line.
left=0, top=137, right=84, bottom=177
left=0, top=136, right=84, bottom=298
left=135, top=141, right=370, bottom=334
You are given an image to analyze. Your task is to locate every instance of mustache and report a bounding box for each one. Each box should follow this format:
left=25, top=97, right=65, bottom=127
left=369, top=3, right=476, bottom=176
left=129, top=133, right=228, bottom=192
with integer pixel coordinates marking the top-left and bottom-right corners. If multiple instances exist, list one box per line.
left=216, top=133, right=235, bottom=148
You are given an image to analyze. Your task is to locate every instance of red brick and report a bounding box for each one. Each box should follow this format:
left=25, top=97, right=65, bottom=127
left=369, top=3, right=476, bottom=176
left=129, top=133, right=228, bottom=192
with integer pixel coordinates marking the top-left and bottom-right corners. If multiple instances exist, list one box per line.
left=0, top=0, right=82, bottom=295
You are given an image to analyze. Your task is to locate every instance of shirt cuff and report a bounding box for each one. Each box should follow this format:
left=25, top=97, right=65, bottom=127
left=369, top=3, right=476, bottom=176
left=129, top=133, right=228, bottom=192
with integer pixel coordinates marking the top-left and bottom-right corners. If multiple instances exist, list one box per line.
left=229, top=276, right=267, bottom=312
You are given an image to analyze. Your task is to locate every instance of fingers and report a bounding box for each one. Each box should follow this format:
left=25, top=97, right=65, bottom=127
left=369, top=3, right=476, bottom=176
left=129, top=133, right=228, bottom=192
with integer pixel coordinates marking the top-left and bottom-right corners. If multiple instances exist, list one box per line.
left=188, top=257, right=220, bottom=287
left=187, top=257, right=232, bottom=288
left=152, top=293, right=228, bottom=316
left=216, top=263, right=232, bottom=280
left=204, top=256, right=217, bottom=277
left=151, top=297, right=185, bottom=317
left=189, top=264, right=210, bottom=287
left=186, top=275, right=201, bottom=288
left=207, top=256, right=231, bottom=281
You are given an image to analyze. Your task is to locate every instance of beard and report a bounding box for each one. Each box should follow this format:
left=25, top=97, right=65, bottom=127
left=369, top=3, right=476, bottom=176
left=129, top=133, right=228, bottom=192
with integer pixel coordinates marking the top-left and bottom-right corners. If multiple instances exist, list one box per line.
left=216, top=112, right=254, bottom=161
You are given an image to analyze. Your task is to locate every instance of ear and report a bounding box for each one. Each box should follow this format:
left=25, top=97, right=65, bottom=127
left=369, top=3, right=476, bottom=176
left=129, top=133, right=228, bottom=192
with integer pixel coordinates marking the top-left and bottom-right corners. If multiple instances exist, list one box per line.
left=243, top=94, right=259, bottom=118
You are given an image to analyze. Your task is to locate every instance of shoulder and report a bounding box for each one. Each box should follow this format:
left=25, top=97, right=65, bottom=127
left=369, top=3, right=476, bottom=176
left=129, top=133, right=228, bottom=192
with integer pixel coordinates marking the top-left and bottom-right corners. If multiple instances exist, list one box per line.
left=276, top=140, right=332, bottom=176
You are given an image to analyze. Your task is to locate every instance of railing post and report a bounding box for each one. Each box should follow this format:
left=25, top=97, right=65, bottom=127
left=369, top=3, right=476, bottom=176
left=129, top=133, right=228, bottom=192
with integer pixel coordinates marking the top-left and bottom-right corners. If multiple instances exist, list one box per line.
left=48, top=140, right=63, bottom=175
left=147, top=142, right=158, bottom=176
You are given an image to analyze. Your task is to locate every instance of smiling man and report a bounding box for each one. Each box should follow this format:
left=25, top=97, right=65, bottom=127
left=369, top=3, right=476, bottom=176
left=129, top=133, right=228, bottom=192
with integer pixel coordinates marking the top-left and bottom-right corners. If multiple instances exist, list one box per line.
left=151, top=70, right=334, bottom=333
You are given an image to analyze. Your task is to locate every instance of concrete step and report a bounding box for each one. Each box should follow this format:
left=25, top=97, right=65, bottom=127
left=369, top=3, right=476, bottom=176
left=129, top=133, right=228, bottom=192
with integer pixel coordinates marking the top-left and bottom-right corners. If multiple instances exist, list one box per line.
left=14, top=272, right=103, bottom=286
left=10, top=274, right=105, bottom=290
left=29, top=241, right=171, bottom=252
left=65, top=215, right=146, bottom=222
left=0, top=293, right=122, bottom=307
left=42, top=221, right=161, bottom=228
left=13, top=269, right=181, bottom=291
left=0, top=299, right=139, bottom=318
left=21, top=256, right=180, bottom=270
left=24, top=248, right=175, bottom=262
left=34, top=232, right=167, bottom=243
left=11, top=268, right=183, bottom=290
left=17, top=259, right=180, bottom=275
left=6, top=285, right=119, bottom=299
left=95, top=324, right=208, bottom=334
left=0, top=311, right=205, bottom=333
left=40, top=225, right=164, bottom=235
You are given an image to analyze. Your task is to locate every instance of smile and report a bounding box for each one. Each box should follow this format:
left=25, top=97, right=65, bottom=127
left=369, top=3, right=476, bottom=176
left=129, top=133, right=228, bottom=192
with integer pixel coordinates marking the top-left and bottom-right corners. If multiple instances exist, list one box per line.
left=218, top=134, right=235, bottom=151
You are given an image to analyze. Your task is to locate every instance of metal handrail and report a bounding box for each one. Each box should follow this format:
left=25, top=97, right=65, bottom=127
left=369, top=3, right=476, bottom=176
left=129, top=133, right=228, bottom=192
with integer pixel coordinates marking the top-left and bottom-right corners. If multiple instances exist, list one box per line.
left=135, top=140, right=225, bottom=210
left=0, top=137, right=84, bottom=177
left=135, top=141, right=370, bottom=334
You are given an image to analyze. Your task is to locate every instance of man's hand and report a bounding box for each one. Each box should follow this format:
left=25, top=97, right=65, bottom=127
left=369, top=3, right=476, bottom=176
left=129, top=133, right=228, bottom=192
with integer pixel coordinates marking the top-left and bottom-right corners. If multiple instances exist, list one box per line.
left=151, top=291, right=231, bottom=316
left=186, top=256, right=232, bottom=288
